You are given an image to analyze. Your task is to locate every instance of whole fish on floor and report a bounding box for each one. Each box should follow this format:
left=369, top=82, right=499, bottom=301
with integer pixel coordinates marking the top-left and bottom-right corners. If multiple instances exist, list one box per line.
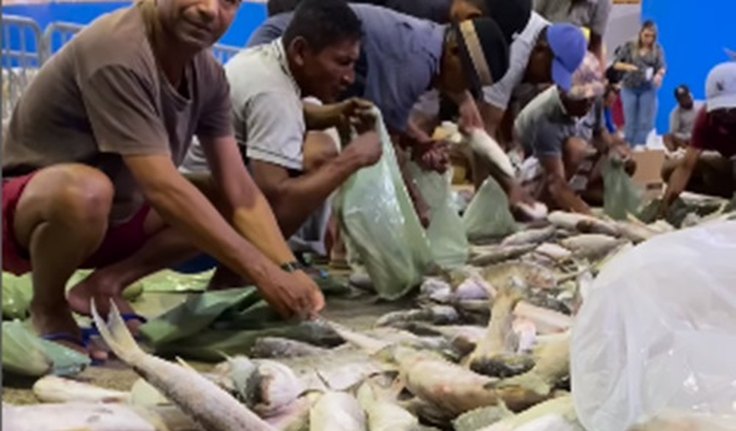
left=91, top=301, right=277, bottom=431
left=467, top=283, right=534, bottom=379
left=309, top=391, right=366, bottom=431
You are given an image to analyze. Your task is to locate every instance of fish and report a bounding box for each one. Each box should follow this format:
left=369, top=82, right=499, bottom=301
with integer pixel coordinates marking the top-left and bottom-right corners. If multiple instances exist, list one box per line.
left=469, top=244, right=537, bottom=267
left=468, top=129, right=516, bottom=179
left=482, top=261, right=558, bottom=290
left=453, top=405, right=514, bottom=431
left=309, top=391, right=366, bottom=431
left=2, top=402, right=159, bottom=431
left=614, top=219, right=661, bottom=243
left=32, top=375, right=131, bottom=404
left=548, top=211, right=619, bottom=237
left=513, top=302, right=572, bottom=335
left=209, top=356, right=305, bottom=417
left=356, top=375, right=422, bottom=431
left=491, top=334, right=571, bottom=412
left=478, top=395, right=583, bottom=431
left=534, top=243, right=572, bottom=261
left=392, top=346, right=502, bottom=417
left=91, top=301, right=276, bottom=431
left=375, top=305, right=460, bottom=327
left=467, top=285, right=535, bottom=379
left=250, top=337, right=330, bottom=359
left=264, top=397, right=311, bottom=431
left=501, top=226, right=556, bottom=247
left=559, top=234, right=626, bottom=259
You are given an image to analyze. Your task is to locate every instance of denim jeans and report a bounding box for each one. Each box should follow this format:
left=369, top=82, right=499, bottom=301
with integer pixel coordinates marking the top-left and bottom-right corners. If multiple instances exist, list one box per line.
left=621, top=85, right=658, bottom=147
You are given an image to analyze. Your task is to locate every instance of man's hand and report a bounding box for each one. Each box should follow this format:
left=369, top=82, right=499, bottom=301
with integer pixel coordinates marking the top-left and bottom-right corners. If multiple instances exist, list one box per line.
left=413, top=140, right=450, bottom=173
left=610, top=142, right=632, bottom=161
left=343, top=131, right=383, bottom=167
left=258, top=269, right=325, bottom=320
left=305, top=98, right=376, bottom=134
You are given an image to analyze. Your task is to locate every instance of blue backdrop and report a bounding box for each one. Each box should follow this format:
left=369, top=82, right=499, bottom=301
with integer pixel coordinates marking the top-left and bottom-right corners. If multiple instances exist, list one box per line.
left=2, top=1, right=267, bottom=50
left=642, top=0, right=736, bottom=133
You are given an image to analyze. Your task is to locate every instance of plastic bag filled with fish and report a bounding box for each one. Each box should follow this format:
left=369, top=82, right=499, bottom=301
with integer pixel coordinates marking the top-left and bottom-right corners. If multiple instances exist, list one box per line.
left=407, top=162, right=469, bottom=269
left=572, top=221, right=736, bottom=431
left=334, top=108, right=433, bottom=300
left=462, top=176, right=518, bottom=241
left=602, top=157, right=642, bottom=221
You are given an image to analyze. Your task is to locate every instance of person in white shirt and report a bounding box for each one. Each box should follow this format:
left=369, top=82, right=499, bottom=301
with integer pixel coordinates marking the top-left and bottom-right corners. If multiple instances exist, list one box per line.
left=663, top=84, right=704, bottom=151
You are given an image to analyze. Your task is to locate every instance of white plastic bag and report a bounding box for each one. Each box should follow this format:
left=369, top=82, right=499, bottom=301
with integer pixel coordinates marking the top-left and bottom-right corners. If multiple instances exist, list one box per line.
left=335, top=109, right=433, bottom=300
left=572, top=221, right=736, bottom=431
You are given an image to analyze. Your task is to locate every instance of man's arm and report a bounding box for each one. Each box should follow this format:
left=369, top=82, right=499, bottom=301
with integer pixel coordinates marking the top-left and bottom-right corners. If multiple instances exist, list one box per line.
left=662, top=146, right=701, bottom=207
left=250, top=131, right=381, bottom=238
left=540, top=155, right=592, bottom=214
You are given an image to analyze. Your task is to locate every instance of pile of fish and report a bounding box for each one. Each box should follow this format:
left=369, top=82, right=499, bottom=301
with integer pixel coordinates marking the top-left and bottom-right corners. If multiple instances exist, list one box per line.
left=5, top=210, right=706, bottom=431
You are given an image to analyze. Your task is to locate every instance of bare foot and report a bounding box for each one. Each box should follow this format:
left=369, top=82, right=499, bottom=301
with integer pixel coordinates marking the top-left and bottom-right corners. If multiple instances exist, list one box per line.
left=66, top=271, right=143, bottom=336
left=31, top=303, right=108, bottom=362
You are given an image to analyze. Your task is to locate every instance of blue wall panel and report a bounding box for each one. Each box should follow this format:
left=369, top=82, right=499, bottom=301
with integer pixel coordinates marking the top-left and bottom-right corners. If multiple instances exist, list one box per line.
left=641, top=0, right=736, bottom=133
left=3, top=1, right=266, bottom=51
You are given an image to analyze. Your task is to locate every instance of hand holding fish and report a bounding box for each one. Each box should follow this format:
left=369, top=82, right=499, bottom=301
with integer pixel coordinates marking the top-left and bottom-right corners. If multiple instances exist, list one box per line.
left=259, top=268, right=325, bottom=320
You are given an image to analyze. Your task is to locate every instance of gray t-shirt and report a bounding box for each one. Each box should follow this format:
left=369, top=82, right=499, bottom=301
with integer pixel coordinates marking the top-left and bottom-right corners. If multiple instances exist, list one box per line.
left=533, top=0, right=612, bottom=36
left=515, top=86, right=600, bottom=157
left=181, top=39, right=305, bottom=173
left=669, top=101, right=704, bottom=141
left=247, top=4, right=445, bottom=133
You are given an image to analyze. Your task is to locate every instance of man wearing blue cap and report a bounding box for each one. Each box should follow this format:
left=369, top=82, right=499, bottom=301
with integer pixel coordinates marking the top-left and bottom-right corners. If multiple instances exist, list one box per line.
left=515, top=52, right=628, bottom=214
left=661, top=62, right=736, bottom=213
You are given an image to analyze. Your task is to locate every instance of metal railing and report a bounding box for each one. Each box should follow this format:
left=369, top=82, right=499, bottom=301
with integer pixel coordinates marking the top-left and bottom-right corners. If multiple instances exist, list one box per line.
left=1, top=14, right=242, bottom=120
left=2, top=14, right=46, bottom=120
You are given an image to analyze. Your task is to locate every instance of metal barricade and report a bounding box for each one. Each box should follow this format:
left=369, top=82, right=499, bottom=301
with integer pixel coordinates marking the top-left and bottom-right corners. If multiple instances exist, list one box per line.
left=212, top=43, right=240, bottom=64
left=42, top=21, right=84, bottom=57
left=1, top=14, right=46, bottom=120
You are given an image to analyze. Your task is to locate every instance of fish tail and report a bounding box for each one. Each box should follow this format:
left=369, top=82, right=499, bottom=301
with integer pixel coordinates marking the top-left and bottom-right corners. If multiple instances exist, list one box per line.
left=91, top=299, right=143, bottom=363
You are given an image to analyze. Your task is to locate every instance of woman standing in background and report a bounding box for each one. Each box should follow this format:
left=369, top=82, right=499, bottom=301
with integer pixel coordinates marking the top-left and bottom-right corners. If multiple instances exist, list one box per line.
left=614, top=20, right=667, bottom=147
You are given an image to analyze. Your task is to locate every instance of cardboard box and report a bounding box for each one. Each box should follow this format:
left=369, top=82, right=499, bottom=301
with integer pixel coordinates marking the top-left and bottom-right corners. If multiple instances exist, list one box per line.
left=631, top=149, right=666, bottom=189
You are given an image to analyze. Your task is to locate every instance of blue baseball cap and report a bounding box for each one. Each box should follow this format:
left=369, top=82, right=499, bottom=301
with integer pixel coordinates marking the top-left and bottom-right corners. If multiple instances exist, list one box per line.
left=547, top=24, right=587, bottom=92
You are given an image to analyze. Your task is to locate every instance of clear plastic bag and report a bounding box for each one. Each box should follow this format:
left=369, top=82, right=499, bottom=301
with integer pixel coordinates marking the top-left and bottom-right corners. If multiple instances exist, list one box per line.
left=462, top=176, right=518, bottom=241
left=572, top=221, right=736, bottom=431
left=408, top=162, right=469, bottom=268
left=602, top=157, right=642, bottom=220
left=335, top=109, right=433, bottom=300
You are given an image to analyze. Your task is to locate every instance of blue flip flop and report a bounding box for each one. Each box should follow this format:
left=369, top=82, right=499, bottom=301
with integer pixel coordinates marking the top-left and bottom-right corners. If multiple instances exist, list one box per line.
left=81, top=313, right=148, bottom=342
left=42, top=332, right=105, bottom=366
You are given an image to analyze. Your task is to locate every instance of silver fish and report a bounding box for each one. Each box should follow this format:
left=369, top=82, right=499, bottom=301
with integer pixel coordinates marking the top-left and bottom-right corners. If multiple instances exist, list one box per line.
left=91, top=301, right=276, bottom=431
left=501, top=226, right=556, bottom=247
left=469, top=244, right=537, bottom=267
left=250, top=337, right=329, bottom=359
left=309, top=391, right=366, bottom=431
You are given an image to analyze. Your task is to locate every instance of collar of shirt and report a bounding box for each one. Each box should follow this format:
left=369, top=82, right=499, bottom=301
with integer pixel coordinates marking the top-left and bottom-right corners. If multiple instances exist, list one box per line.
left=275, top=38, right=301, bottom=97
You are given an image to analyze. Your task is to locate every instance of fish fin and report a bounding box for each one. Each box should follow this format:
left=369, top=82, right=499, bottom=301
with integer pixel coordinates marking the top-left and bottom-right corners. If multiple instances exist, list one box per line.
left=91, top=299, right=142, bottom=363
left=175, top=357, right=197, bottom=372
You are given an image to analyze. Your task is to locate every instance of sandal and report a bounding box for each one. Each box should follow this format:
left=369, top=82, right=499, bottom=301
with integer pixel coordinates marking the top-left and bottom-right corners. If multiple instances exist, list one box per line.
left=41, top=332, right=105, bottom=366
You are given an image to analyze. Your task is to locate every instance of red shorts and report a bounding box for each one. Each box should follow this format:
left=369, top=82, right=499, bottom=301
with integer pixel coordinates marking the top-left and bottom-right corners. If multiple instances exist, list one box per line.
left=2, top=173, right=152, bottom=276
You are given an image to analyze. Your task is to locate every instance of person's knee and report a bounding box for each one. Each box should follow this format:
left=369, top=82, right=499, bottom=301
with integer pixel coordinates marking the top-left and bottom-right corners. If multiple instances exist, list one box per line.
left=34, top=165, right=113, bottom=225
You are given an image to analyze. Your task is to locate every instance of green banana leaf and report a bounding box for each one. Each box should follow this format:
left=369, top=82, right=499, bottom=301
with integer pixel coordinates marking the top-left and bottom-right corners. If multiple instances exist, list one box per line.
left=2, top=273, right=33, bottom=320
left=2, top=320, right=90, bottom=377
left=139, top=288, right=344, bottom=361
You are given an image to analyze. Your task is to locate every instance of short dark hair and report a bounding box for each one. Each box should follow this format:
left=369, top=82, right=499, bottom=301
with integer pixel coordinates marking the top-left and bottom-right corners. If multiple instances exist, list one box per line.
left=267, top=0, right=301, bottom=16
left=283, top=0, right=363, bottom=53
left=674, top=84, right=690, bottom=99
